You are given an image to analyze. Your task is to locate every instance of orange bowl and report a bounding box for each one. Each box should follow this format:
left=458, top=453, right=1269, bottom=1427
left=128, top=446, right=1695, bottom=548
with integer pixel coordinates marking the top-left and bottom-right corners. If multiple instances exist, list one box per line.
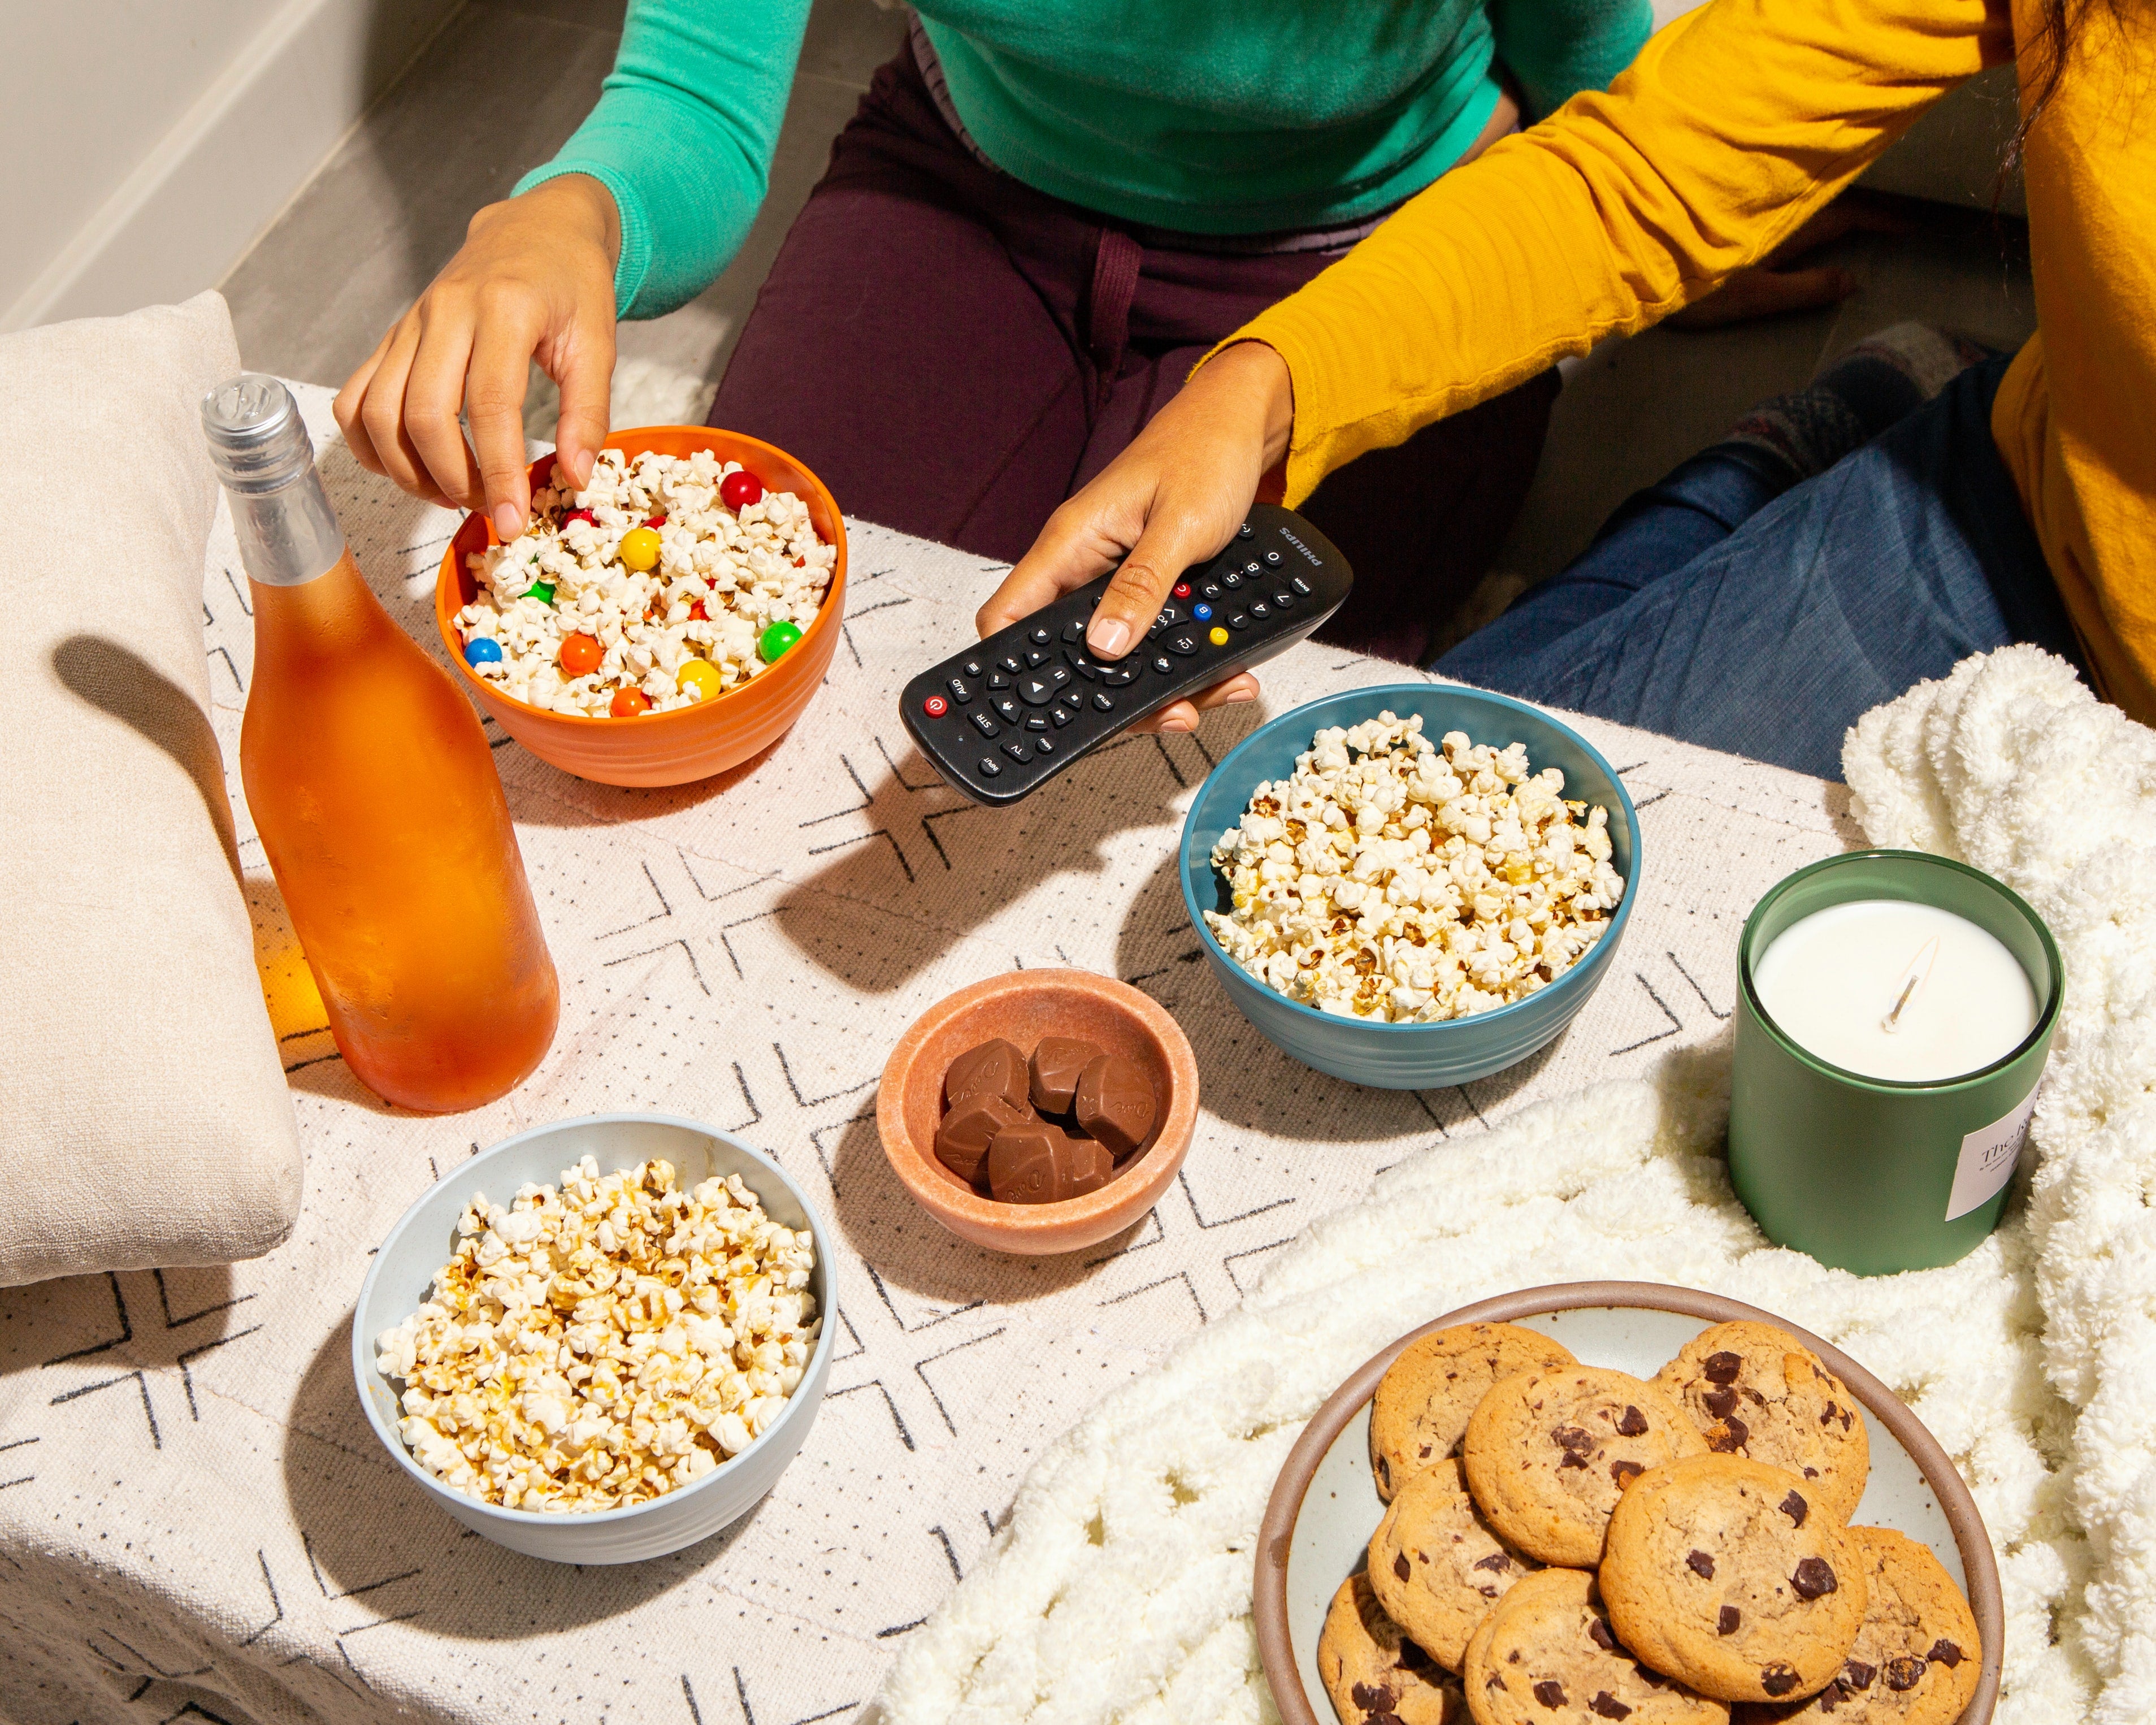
left=877, top=969, right=1200, bottom=1255
left=434, top=426, right=848, bottom=787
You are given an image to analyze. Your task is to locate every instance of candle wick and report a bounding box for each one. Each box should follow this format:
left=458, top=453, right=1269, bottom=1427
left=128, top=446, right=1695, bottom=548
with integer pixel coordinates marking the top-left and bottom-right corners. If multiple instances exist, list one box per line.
left=1881, top=936, right=1941, bottom=1034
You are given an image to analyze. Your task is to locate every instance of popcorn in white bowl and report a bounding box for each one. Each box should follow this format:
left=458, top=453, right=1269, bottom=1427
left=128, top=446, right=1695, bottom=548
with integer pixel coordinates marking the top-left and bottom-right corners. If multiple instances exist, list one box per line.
left=456, top=446, right=836, bottom=717
left=1202, top=711, right=1626, bottom=1023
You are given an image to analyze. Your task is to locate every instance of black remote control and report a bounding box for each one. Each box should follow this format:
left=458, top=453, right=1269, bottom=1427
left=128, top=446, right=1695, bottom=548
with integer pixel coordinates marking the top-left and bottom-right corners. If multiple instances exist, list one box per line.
left=900, top=504, right=1352, bottom=805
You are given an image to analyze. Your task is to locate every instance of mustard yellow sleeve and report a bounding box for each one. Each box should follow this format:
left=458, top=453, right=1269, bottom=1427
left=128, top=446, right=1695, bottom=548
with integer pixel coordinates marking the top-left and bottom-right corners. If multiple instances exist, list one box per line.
left=1238, top=0, right=2015, bottom=505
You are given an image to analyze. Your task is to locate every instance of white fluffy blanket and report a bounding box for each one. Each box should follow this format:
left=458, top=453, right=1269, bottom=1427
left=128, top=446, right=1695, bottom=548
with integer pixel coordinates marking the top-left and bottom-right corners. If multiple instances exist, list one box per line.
left=879, top=646, right=2156, bottom=1725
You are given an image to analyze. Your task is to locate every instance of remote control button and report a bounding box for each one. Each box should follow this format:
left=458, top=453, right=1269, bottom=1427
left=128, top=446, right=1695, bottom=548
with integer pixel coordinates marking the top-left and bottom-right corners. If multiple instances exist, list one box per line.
left=1230, top=612, right=1250, bottom=630
left=923, top=695, right=949, bottom=717
left=1172, top=581, right=1192, bottom=599
left=1209, top=626, right=1229, bottom=646
left=1192, top=602, right=1213, bottom=621
left=1051, top=706, right=1074, bottom=727
left=1291, top=575, right=1312, bottom=596
left=962, top=658, right=986, bottom=678
left=1092, top=692, right=1114, bottom=712
left=999, top=655, right=1022, bottom=674
left=1061, top=618, right=1086, bottom=643
left=1201, top=582, right=1221, bottom=599
left=1099, top=665, right=1139, bottom=686
left=993, top=696, right=1021, bottom=722
left=1245, top=560, right=1263, bottom=576
left=1025, top=715, right=1048, bottom=731
left=1264, top=549, right=1283, bottom=566
left=987, top=672, right=1012, bottom=690
left=1250, top=601, right=1270, bottom=620
left=1029, top=625, right=1052, bottom=645
left=978, top=757, right=1001, bottom=778
left=970, top=712, right=999, bottom=738
left=1021, top=648, right=1046, bottom=668
left=1065, top=649, right=1100, bottom=679
left=1046, top=664, right=1072, bottom=688
left=1017, top=674, right=1056, bottom=705
left=1237, top=522, right=1255, bottom=539
left=946, top=678, right=973, bottom=703
left=1166, top=631, right=1200, bottom=656
left=1221, top=571, right=1243, bottom=589
left=1003, top=741, right=1031, bottom=763
left=1273, top=590, right=1294, bottom=608
left=1034, top=735, right=1055, bottom=755
left=1150, top=654, right=1173, bottom=676
left=1060, top=688, right=1086, bottom=709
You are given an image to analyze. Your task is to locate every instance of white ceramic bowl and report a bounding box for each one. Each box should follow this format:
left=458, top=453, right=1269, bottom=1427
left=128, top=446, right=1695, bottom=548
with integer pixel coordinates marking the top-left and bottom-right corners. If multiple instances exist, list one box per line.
left=351, top=1112, right=836, bottom=1564
left=1256, top=1282, right=2001, bottom=1725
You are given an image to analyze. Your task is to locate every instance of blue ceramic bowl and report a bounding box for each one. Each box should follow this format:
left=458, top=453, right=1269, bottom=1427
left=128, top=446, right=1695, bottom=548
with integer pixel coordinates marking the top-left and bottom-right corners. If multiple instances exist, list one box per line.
left=1179, top=684, right=1641, bottom=1090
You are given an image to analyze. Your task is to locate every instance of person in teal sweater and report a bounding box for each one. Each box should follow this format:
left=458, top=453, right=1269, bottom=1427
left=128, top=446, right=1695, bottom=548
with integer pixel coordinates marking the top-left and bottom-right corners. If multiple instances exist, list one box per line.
left=339, top=0, right=1656, bottom=674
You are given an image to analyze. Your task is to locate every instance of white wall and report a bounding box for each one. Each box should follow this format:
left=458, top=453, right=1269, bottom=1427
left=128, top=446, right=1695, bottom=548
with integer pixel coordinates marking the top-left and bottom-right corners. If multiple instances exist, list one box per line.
left=2, top=0, right=463, bottom=333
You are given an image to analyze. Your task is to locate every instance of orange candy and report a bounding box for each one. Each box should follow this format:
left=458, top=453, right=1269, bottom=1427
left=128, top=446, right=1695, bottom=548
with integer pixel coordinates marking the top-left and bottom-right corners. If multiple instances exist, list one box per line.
left=559, top=632, right=604, bottom=677
left=609, top=687, right=653, bottom=718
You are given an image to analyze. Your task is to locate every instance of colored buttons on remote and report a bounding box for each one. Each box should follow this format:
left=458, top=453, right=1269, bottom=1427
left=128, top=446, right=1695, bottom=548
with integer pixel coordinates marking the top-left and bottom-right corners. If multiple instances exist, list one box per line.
left=970, top=711, right=998, bottom=737
left=946, top=677, right=972, bottom=703
left=1209, top=627, right=1229, bottom=646
left=923, top=695, right=948, bottom=717
left=1172, top=581, right=1192, bottom=598
left=1192, top=603, right=1213, bottom=620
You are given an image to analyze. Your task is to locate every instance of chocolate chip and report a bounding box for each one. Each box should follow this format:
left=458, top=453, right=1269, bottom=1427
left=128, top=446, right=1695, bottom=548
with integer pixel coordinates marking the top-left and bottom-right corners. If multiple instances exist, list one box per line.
left=1473, top=1552, right=1512, bottom=1573
left=1375, top=1457, right=1391, bottom=1492
left=1486, top=1673, right=1507, bottom=1691
left=1533, top=1679, right=1568, bottom=1708
left=1559, top=1451, right=1590, bottom=1470
left=1706, top=1415, right=1750, bottom=1453
left=1552, top=1424, right=1594, bottom=1453
left=1702, top=1386, right=1738, bottom=1419
left=1803, top=1466, right=1820, bottom=1479
left=1417, top=1444, right=1432, bottom=1459
left=1703, top=1350, right=1743, bottom=1384
left=1791, top=1557, right=1838, bottom=1599
left=1365, top=1713, right=1406, bottom=1725
left=1779, top=1489, right=1809, bottom=1526
left=1587, top=1616, right=1617, bottom=1651
left=1761, top=1663, right=1801, bottom=1697
left=1928, top=1639, right=1964, bottom=1668
left=1820, top=1680, right=1844, bottom=1713
left=1843, top=1659, right=1877, bottom=1689
left=1397, top=1637, right=1435, bottom=1672
left=1394, top=1552, right=1411, bottom=1582
left=1686, top=1549, right=1716, bottom=1580
left=1611, top=1459, right=1644, bottom=1489
left=1590, top=1694, right=1632, bottom=1720
left=1613, top=1405, right=1649, bottom=1437
left=1350, top=1681, right=1396, bottom=1711
left=1885, top=1655, right=1928, bottom=1691
left=1717, top=1606, right=1741, bottom=1635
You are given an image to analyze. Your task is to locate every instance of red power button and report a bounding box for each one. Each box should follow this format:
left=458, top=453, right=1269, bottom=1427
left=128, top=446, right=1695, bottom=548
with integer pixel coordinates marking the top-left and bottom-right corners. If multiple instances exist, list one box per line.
left=1172, top=581, right=1192, bottom=599
left=923, top=695, right=949, bottom=718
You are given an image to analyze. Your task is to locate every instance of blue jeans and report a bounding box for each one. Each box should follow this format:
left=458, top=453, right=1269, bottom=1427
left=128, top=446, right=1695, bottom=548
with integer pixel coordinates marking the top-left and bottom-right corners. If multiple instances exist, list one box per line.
left=1434, top=356, right=2084, bottom=779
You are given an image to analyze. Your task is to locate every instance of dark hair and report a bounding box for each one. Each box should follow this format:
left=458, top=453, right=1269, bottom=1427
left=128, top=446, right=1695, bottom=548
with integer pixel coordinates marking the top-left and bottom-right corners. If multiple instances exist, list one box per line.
left=2008, top=0, right=2128, bottom=167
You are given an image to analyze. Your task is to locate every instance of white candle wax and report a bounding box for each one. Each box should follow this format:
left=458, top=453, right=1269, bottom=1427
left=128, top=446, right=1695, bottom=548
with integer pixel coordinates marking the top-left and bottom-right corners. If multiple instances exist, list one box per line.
left=1753, top=899, right=2036, bottom=1082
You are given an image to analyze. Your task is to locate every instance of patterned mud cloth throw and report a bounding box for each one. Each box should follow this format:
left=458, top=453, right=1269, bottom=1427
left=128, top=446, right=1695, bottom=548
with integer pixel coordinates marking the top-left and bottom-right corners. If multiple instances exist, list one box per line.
left=0, top=382, right=2145, bottom=1725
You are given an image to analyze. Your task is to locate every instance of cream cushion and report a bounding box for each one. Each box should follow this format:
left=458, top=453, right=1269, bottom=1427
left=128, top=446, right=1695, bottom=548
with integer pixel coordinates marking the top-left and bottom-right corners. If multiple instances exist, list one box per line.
left=0, top=291, right=301, bottom=1285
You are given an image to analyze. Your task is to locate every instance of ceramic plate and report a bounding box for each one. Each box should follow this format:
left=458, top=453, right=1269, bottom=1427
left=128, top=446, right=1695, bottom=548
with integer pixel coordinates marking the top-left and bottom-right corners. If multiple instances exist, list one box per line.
left=1255, top=1281, right=2000, bottom=1724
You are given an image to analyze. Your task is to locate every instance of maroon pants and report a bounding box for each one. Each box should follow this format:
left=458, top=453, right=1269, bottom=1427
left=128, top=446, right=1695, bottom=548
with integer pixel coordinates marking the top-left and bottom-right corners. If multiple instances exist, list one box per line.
left=712, top=52, right=1558, bottom=664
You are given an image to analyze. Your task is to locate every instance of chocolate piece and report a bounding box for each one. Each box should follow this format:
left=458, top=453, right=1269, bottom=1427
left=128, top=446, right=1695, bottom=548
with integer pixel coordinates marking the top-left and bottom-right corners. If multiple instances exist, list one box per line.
left=1703, top=1351, right=1743, bottom=1384
left=1779, top=1489, right=1809, bottom=1526
left=1394, top=1551, right=1412, bottom=1581
left=1350, top=1681, right=1395, bottom=1713
left=1702, top=1386, right=1739, bottom=1419
left=1717, top=1606, right=1741, bottom=1635
left=936, top=1094, right=1030, bottom=1186
left=1791, top=1557, right=1838, bottom=1599
left=1705, top=1415, right=1750, bottom=1453
left=1028, top=1036, right=1101, bottom=1115
left=1884, top=1656, right=1927, bottom=1691
left=1611, top=1459, right=1644, bottom=1489
left=986, top=1119, right=1108, bottom=1204
left=1842, top=1659, right=1877, bottom=1689
left=1532, top=1680, right=1567, bottom=1709
left=1762, top=1664, right=1801, bottom=1697
left=1066, top=1134, right=1114, bottom=1198
left=1587, top=1618, right=1617, bottom=1652
left=1552, top=1425, right=1594, bottom=1453
left=1073, top=1054, right=1157, bottom=1159
left=1614, top=1405, right=1649, bottom=1436
left=1396, top=1639, right=1436, bottom=1674
left=1590, top=1694, right=1632, bottom=1720
left=944, top=1039, right=1029, bottom=1112
left=1686, top=1550, right=1715, bottom=1580
left=1927, top=1640, right=1964, bottom=1668
left=1473, top=1552, right=1511, bottom=1574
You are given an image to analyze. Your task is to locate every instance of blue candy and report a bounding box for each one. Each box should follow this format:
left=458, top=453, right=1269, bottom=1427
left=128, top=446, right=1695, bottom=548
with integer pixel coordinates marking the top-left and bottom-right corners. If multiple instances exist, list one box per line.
left=464, top=636, right=504, bottom=666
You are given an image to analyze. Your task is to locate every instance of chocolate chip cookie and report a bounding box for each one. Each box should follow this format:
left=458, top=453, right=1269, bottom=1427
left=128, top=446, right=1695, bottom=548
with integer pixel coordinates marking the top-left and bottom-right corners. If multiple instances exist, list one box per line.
left=1369, top=1458, right=1542, bottom=1671
left=1461, top=1567, right=1728, bottom=1725
left=1371, top=1324, right=1578, bottom=1501
left=1319, top=1571, right=1469, bottom=1725
left=1600, top=1456, right=1869, bottom=1705
left=1729, top=1527, right=1980, bottom=1723
left=1652, top=1324, right=1870, bottom=1525
left=1461, top=1367, right=1706, bottom=1567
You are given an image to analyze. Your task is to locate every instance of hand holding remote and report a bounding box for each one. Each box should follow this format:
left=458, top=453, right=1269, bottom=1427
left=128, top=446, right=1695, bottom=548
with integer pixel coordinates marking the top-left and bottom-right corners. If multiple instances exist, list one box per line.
left=977, top=341, right=1296, bottom=733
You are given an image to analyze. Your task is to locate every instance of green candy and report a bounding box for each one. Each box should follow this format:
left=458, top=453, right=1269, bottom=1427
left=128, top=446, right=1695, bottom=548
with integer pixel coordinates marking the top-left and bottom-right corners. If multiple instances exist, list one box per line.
left=527, top=580, right=557, bottom=606
left=760, top=621, right=803, bottom=663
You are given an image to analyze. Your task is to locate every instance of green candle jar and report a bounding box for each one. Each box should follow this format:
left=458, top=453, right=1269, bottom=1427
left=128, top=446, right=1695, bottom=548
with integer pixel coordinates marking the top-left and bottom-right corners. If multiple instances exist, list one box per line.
left=1730, top=850, right=2061, bottom=1275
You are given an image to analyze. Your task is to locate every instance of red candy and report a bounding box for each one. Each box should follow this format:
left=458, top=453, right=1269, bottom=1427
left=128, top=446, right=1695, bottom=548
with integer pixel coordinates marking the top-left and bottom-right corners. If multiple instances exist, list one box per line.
left=561, top=508, right=596, bottom=528
left=688, top=599, right=708, bottom=621
left=720, top=470, right=764, bottom=512
left=560, top=633, right=604, bottom=678
left=610, top=688, right=653, bottom=717
left=644, top=514, right=666, bottom=527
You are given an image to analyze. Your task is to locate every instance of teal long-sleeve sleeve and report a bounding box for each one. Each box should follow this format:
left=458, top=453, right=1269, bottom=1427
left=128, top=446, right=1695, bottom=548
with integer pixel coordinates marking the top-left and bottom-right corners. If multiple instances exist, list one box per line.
left=515, top=0, right=813, bottom=319
left=1489, top=0, right=1655, bottom=119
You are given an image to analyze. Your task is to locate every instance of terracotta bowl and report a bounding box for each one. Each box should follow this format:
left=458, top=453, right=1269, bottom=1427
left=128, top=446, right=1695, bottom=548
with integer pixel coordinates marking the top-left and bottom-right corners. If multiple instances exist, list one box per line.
left=433, top=426, right=848, bottom=787
left=1255, top=1281, right=2002, bottom=1725
left=878, top=969, right=1200, bottom=1254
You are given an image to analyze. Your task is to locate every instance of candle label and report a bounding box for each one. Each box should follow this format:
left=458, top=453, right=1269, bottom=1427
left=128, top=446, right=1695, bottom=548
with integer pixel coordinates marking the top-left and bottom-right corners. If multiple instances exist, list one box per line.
left=1945, top=1085, right=2040, bottom=1220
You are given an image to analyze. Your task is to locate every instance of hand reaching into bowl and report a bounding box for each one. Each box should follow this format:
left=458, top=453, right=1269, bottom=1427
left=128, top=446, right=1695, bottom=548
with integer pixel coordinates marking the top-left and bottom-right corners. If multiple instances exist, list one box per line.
left=976, top=341, right=1295, bottom=735
left=333, top=175, right=622, bottom=543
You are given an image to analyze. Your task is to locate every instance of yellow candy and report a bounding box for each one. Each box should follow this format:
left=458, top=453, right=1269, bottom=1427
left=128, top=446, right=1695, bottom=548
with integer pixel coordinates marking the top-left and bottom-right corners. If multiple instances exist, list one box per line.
left=676, top=659, right=722, bottom=701
left=619, top=526, right=662, bottom=572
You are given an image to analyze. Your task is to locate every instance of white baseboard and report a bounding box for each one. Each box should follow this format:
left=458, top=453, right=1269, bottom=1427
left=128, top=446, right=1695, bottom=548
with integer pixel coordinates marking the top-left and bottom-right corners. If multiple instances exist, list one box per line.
left=3, top=0, right=464, bottom=335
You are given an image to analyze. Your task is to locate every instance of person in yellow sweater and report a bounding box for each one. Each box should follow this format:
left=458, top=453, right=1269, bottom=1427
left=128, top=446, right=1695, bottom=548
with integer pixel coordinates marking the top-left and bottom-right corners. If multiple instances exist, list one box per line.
left=979, top=0, right=2153, bottom=778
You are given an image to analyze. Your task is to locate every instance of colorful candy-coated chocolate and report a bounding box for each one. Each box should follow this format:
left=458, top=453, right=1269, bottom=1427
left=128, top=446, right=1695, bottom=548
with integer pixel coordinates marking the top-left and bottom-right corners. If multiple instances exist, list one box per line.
left=618, top=526, right=662, bottom=572
left=528, top=580, right=556, bottom=606
left=609, top=687, right=653, bottom=718
left=676, top=659, right=722, bottom=701
left=463, top=636, right=503, bottom=666
left=760, top=621, right=803, bottom=664
left=720, top=469, right=764, bottom=512
left=559, top=632, right=604, bottom=677
left=561, top=508, right=596, bottom=528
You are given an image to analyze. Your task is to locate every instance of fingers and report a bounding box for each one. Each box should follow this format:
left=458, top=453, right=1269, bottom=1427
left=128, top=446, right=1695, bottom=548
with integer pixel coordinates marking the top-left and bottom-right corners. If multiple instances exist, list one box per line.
left=982, top=481, right=1146, bottom=639
left=335, top=329, right=395, bottom=478
left=402, top=299, right=487, bottom=512
left=351, top=313, right=452, bottom=505
left=548, top=316, right=615, bottom=497
left=1665, top=264, right=1856, bottom=330
left=1083, top=501, right=1220, bottom=661
left=466, top=300, right=544, bottom=539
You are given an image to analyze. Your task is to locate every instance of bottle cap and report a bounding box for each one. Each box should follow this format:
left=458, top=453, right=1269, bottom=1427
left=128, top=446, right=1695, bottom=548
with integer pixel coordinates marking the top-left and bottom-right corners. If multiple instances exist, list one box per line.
left=201, top=375, right=318, bottom=495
